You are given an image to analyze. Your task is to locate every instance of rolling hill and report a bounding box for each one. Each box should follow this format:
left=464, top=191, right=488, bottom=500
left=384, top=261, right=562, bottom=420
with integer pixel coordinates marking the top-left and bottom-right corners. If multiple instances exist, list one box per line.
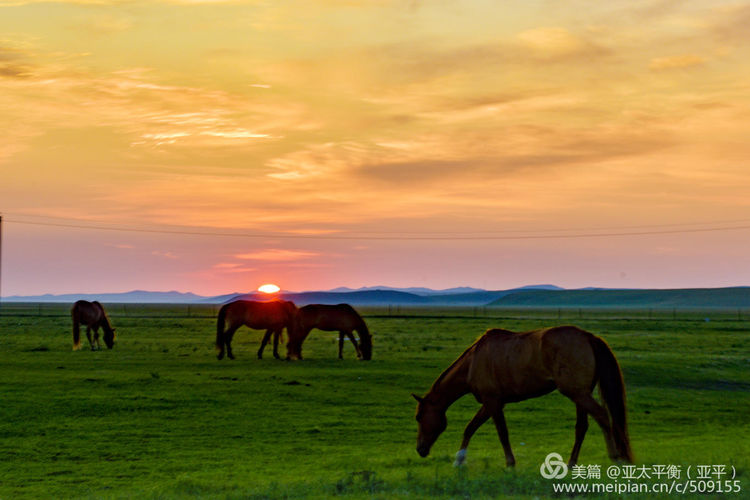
left=5, top=285, right=750, bottom=308
left=489, top=287, right=750, bottom=308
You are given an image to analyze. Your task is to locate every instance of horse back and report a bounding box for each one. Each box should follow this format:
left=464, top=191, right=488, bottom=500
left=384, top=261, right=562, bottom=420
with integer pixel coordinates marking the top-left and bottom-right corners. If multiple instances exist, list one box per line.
left=539, top=325, right=598, bottom=391
left=298, top=303, right=361, bottom=331
left=468, top=327, right=596, bottom=402
left=72, top=300, right=103, bottom=326
left=228, top=300, right=293, bottom=329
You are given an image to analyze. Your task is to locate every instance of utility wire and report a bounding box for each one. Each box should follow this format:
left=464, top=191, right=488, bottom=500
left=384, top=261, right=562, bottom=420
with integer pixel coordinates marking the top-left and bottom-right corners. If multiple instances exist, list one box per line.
left=9, top=212, right=750, bottom=235
left=5, top=215, right=750, bottom=241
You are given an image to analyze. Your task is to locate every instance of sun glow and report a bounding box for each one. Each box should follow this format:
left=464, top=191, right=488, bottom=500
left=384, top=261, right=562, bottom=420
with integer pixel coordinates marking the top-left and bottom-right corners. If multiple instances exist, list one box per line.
left=258, top=283, right=281, bottom=294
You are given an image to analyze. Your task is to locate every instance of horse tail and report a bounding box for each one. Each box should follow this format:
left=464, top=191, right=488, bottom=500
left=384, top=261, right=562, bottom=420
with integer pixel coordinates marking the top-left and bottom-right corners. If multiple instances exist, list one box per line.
left=71, top=303, right=81, bottom=350
left=216, top=303, right=228, bottom=351
left=590, top=335, right=633, bottom=463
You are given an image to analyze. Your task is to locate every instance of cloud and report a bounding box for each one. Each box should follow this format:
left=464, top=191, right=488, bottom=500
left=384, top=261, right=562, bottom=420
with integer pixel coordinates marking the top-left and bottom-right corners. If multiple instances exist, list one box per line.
left=0, top=0, right=254, bottom=4
left=78, top=13, right=134, bottom=35
left=516, top=27, right=602, bottom=60
left=649, top=54, right=706, bottom=71
left=152, top=250, right=178, bottom=259
left=710, top=4, right=750, bottom=44
left=235, top=249, right=320, bottom=261
left=0, top=54, right=289, bottom=162
left=0, top=44, right=33, bottom=79
left=212, top=262, right=257, bottom=273
left=0, top=63, right=30, bottom=78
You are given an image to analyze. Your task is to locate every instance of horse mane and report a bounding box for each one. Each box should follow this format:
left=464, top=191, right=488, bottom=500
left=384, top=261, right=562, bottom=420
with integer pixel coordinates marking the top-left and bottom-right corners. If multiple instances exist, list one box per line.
left=92, top=301, right=114, bottom=333
left=431, top=332, right=488, bottom=391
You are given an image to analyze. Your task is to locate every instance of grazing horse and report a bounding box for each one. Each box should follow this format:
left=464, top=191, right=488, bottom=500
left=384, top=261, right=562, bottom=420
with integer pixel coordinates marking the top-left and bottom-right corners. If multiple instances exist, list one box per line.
left=413, top=326, right=632, bottom=467
left=71, top=300, right=116, bottom=351
left=286, top=303, right=372, bottom=360
left=216, top=299, right=297, bottom=360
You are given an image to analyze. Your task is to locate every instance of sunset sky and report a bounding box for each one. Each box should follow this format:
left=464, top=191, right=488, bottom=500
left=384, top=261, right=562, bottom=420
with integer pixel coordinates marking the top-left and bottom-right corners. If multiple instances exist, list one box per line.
left=2, top=0, right=750, bottom=296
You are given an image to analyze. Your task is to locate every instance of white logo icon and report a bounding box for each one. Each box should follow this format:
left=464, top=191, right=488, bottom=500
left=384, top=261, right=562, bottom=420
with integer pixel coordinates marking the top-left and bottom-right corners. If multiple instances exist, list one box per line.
left=540, top=452, right=569, bottom=479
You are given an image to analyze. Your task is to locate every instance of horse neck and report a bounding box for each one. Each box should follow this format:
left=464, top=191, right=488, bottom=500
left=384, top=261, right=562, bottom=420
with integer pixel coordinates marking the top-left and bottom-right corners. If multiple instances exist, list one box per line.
left=99, top=313, right=113, bottom=332
left=428, top=353, right=471, bottom=411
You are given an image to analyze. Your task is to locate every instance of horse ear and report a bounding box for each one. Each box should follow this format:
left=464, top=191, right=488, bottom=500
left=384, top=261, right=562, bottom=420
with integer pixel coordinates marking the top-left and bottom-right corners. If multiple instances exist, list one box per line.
left=411, top=393, right=424, bottom=403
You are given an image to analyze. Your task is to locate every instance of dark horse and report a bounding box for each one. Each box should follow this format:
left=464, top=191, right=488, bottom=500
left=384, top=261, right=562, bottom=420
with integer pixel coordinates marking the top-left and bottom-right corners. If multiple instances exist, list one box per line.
left=413, top=326, right=632, bottom=467
left=216, top=299, right=297, bottom=360
left=71, top=300, right=116, bottom=351
left=286, top=303, right=372, bottom=360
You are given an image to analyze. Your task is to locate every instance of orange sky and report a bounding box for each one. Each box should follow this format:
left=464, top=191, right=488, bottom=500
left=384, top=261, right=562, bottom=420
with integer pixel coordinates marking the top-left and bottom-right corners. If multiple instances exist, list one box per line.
left=2, top=1, right=750, bottom=295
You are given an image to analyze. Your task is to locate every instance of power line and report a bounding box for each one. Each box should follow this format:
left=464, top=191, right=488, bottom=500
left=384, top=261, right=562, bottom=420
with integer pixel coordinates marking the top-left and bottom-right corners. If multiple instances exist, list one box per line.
left=5, top=215, right=750, bottom=241
left=9, top=212, right=750, bottom=235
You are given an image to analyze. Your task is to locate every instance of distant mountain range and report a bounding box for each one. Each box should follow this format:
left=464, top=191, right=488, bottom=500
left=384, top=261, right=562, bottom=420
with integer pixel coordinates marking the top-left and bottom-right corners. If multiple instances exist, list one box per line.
left=3, top=290, right=205, bottom=304
left=5, top=286, right=559, bottom=305
left=4, top=285, right=750, bottom=308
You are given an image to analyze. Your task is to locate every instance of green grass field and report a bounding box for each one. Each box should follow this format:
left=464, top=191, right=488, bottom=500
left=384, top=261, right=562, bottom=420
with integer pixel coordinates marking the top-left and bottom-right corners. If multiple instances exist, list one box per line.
left=0, top=305, right=748, bottom=499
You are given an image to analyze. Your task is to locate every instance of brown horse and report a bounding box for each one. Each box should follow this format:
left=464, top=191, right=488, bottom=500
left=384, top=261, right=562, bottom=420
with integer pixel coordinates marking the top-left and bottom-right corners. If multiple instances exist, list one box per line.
left=216, top=299, right=297, bottom=360
left=413, top=326, right=632, bottom=467
left=71, top=300, right=116, bottom=351
left=286, top=303, right=372, bottom=360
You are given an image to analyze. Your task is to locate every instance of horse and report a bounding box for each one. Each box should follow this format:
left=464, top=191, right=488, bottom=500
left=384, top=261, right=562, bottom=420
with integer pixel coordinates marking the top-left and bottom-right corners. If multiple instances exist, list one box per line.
left=71, top=300, right=116, bottom=351
left=286, top=303, right=372, bottom=360
left=215, top=299, right=297, bottom=360
left=413, top=326, right=633, bottom=468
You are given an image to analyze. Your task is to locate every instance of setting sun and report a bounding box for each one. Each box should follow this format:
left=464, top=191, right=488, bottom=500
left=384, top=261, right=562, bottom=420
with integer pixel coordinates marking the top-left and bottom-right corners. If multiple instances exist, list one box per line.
left=257, top=284, right=281, bottom=294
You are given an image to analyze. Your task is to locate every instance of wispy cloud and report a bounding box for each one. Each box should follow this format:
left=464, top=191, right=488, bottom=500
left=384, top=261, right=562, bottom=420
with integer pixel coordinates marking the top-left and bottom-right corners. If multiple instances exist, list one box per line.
left=152, top=251, right=178, bottom=259
left=212, top=262, right=257, bottom=273
left=235, top=249, right=320, bottom=261
left=649, top=54, right=706, bottom=70
left=516, top=27, right=606, bottom=60
left=0, top=43, right=33, bottom=79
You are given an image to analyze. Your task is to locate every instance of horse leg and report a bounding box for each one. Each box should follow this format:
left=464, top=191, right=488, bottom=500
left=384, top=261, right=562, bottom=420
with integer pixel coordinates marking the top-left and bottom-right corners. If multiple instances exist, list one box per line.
left=491, top=406, right=516, bottom=467
left=258, top=329, right=274, bottom=359
left=93, top=327, right=101, bottom=350
left=217, top=326, right=225, bottom=360
left=72, top=319, right=81, bottom=351
left=454, top=405, right=491, bottom=467
left=347, top=331, right=362, bottom=359
left=568, top=404, right=589, bottom=466
left=339, top=330, right=361, bottom=359
left=224, top=325, right=239, bottom=360
left=272, top=329, right=281, bottom=359
left=569, top=393, right=617, bottom=461
left=86, top=326, right=94, bottom=351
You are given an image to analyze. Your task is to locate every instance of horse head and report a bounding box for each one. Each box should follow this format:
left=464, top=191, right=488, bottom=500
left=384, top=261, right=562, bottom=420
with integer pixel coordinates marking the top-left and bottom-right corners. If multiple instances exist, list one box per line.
left=359, top=337, right=372, bottom=360
left=104, top=328, right=116, bottom=349
left=285, top=329, right=304, bottom=360
left=412, top=393, right=446, bottom=457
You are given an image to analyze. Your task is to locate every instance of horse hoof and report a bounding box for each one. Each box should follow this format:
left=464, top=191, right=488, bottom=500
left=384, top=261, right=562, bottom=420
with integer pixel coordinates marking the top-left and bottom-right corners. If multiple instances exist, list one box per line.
left=454, top=449, right=467, bottom=467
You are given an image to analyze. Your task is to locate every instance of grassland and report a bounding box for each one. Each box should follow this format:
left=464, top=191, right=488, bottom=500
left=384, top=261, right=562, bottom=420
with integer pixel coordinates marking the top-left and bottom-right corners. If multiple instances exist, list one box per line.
left=0, top=304, right=748, bottom=499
